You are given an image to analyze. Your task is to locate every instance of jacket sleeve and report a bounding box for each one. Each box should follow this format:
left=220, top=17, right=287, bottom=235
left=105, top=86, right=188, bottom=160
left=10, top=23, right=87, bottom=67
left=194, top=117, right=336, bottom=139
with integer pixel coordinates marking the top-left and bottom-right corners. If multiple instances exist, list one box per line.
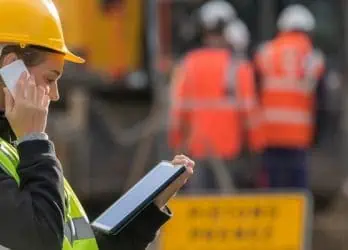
left=95, top=203, right=171, bottom=250
left=0, top=139, right=65, bottom=250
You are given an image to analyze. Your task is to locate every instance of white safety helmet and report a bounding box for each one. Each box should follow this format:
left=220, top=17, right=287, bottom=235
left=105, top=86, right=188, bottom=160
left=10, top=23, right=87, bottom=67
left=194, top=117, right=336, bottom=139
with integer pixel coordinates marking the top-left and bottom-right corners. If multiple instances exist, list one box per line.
left=224, top=19, right=250, bottom=52
left=199, top=0, right=237, bottom=30
left=277, top=4, right=316, bottom=32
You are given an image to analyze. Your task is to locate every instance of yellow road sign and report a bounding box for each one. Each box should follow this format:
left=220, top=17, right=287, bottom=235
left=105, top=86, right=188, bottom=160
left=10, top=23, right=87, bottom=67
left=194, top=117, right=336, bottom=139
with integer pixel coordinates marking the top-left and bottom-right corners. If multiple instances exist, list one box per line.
left=160, top=192, right=312, bottom=250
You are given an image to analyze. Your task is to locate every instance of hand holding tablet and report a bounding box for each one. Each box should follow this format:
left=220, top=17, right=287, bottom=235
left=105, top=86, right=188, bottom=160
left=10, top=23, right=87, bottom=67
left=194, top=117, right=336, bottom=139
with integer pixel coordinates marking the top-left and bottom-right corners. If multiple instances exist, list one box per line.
left=91, top=156, right=195, bottom=235
left=154, top=154, right=195, bottom=209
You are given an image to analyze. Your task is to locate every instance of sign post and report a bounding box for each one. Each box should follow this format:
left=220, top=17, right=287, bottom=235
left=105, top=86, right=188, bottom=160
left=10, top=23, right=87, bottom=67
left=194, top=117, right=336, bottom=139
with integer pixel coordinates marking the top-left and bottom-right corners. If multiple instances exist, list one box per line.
left=160, top=192, right=312, bottom=250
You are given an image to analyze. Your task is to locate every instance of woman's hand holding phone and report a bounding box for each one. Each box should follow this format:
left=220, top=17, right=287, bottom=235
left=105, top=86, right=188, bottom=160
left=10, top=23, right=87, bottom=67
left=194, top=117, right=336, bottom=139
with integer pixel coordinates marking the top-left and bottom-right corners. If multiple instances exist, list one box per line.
left=4, top=72, right=50, bottom=138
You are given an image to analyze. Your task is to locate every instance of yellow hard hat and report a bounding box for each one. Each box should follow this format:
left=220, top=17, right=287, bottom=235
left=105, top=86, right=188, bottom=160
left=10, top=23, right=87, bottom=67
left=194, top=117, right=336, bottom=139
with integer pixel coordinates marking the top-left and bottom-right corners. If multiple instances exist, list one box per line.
left=0, top=0, right=84, bottom=63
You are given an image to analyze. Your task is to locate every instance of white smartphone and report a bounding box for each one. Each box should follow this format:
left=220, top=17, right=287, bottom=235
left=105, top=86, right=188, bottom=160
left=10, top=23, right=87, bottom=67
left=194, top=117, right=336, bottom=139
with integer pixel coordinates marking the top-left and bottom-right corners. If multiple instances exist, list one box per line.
left=0, top=59, right=29, bottom=97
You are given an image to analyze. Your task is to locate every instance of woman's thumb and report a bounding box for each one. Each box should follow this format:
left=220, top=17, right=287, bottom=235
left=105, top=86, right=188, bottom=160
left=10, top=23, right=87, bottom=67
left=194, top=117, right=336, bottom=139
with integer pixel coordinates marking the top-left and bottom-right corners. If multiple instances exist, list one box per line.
left=3, top=88, right=14, bottom=114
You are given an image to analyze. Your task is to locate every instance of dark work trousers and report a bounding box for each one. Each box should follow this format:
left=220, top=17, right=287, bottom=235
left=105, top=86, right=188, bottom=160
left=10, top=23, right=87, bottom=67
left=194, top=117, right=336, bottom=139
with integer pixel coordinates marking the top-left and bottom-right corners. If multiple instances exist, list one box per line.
left=260, top=147, right=309, bottom=189
left=183, top=152, right=259, bottom=193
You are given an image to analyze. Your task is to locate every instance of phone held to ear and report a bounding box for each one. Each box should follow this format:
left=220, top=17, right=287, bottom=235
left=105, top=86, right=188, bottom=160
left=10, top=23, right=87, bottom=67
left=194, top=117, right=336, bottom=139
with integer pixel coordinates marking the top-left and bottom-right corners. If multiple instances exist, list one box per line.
left=0, top=60, right=29, bottom=97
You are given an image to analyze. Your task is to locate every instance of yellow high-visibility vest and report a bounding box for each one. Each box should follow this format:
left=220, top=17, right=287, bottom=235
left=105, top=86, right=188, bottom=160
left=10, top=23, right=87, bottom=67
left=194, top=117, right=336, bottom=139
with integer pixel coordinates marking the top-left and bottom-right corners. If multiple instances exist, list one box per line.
left=0, top=138, right=99, bottom=250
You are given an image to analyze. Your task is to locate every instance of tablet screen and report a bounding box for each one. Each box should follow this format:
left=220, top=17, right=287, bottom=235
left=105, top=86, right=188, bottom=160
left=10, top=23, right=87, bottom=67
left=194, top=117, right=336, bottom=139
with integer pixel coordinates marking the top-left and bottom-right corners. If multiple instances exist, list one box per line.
left=91, top=161, right=186, bottom=234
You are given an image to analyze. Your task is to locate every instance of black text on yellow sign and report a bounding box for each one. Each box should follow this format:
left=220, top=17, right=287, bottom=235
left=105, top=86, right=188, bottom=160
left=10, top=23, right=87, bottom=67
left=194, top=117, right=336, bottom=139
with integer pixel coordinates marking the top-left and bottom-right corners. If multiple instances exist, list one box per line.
left=160, top=193, right=312, bottom=250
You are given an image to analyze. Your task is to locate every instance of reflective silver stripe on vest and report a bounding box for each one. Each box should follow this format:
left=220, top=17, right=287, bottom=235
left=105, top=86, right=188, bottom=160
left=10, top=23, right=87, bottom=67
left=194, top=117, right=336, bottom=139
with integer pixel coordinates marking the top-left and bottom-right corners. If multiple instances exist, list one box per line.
left=64, top=217, right=95, bottom=245
left=174, top=99, right=238, bottom=110
left=263, top=78, right=317, bottom=94
left=240, top=98, right=256, bottom=111
left=0, top=144, right=18, bottom=167
left=0, top=146, right=17, bottom=179
left=225, top=56, right=240, bottom=97
left=174, top=98, right=256, bottom=111
left=264, top=108, right=312, bottom=125
left=260, top=47, right=323, bottom=94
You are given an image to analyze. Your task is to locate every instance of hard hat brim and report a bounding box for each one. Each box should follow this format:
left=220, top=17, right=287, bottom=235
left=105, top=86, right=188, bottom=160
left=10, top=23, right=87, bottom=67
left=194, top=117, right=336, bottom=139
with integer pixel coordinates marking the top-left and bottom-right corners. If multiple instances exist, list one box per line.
left=64, top=50, right=85, bottom=64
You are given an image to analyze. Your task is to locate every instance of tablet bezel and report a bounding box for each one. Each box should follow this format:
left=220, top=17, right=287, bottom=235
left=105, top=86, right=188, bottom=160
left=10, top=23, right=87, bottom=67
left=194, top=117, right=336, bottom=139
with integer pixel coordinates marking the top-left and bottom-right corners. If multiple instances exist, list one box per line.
left=91, top=161, right=186, bottom=235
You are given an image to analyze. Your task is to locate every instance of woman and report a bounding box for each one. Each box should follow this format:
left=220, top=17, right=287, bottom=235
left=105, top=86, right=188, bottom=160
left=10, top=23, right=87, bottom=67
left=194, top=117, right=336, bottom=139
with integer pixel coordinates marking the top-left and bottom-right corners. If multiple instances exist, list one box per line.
left=0, top=1, right=195, bottom=249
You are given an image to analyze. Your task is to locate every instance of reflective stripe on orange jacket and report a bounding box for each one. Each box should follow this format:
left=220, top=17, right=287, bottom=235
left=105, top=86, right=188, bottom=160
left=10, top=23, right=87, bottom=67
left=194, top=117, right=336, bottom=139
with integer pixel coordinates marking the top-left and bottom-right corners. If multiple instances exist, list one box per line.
left=255, top=32, right=325, bottom=148
left=169, top=48, right=263, bottom=159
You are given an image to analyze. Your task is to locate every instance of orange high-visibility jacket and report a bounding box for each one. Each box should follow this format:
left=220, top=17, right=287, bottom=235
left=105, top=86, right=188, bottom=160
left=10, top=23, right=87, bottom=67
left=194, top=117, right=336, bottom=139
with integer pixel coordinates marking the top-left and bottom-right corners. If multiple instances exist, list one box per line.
left=169, top=48, right=263, bottom=159
left=255, top=32, right=325, bottom=148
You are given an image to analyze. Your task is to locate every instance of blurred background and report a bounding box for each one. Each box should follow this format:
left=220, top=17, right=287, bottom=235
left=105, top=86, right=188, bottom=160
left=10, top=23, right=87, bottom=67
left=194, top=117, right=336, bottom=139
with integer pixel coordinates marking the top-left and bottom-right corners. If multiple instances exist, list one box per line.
left=50, top=0, right=348, bottom=249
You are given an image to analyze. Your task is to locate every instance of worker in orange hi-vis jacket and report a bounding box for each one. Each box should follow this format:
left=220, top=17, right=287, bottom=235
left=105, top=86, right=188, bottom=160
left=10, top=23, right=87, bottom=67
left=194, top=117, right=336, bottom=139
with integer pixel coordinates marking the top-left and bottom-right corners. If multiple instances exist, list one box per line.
left=254, top=4, right=326, bottom=189
left=168, top=1, right=264, bottom=191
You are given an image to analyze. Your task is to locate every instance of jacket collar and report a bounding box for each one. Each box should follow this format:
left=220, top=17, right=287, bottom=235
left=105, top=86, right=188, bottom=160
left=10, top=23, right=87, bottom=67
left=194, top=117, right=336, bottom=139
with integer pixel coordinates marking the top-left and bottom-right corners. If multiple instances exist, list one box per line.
left=0, top=111, right=16, bottom=144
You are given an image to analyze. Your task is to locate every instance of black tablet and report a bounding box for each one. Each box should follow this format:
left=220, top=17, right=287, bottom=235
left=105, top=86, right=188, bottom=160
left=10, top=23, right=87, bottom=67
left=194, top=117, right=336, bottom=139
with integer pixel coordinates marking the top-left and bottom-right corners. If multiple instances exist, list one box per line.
left=91, top=161, right=186, bottom=235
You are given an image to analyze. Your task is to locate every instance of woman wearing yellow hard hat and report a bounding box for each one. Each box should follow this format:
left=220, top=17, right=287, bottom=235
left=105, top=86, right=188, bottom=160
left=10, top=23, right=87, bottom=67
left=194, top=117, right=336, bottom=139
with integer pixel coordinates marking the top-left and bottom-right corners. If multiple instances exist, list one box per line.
left=0, top=0, right=195, bottom=249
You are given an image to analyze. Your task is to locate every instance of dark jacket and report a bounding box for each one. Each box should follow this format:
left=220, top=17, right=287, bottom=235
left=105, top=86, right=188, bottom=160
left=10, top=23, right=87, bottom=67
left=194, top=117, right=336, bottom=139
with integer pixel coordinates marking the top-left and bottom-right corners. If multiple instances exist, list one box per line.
left=0, top=116, right=170, bottom=250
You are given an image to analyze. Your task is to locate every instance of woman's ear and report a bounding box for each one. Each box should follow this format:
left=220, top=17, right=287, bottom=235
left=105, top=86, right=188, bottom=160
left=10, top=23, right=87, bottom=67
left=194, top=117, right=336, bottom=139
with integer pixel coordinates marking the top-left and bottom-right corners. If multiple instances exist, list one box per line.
left=1, top=53, right=18, bottom=67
